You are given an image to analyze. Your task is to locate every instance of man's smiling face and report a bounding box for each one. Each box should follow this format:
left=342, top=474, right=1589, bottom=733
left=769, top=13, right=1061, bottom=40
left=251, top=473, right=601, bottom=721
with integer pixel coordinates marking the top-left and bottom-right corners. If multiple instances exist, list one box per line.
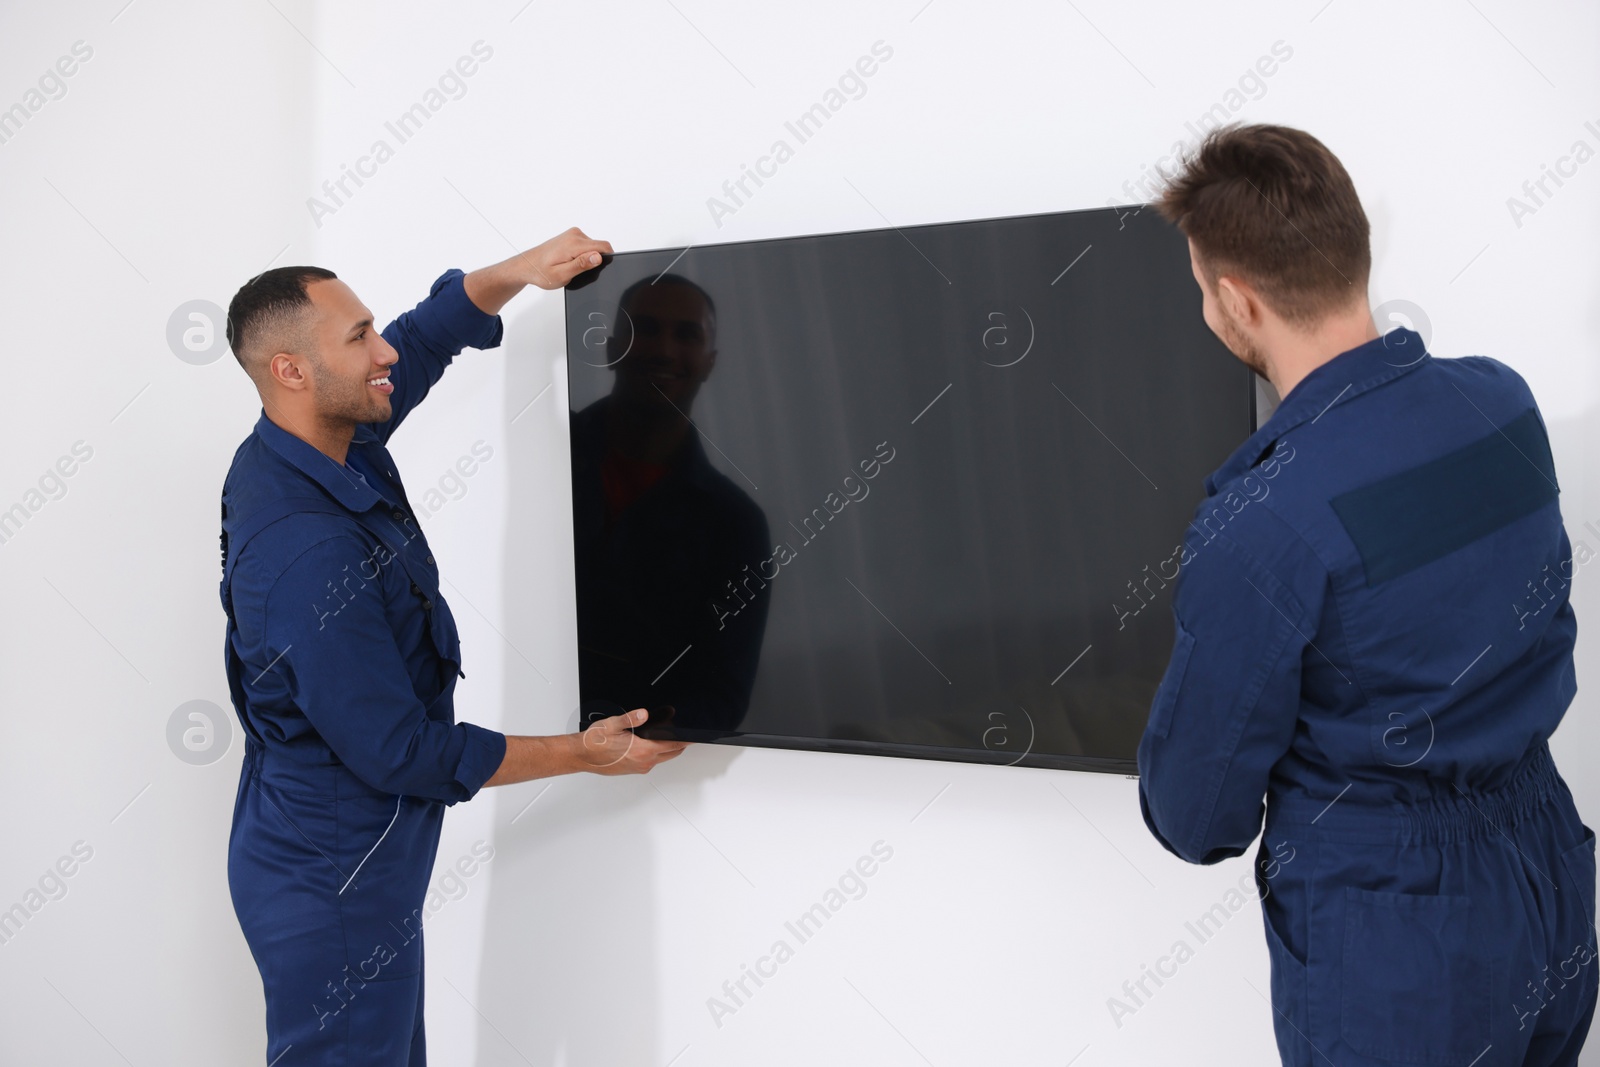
left=611, top=282, right=717, bottom=411
left=301, top=277, right=400, bottom=425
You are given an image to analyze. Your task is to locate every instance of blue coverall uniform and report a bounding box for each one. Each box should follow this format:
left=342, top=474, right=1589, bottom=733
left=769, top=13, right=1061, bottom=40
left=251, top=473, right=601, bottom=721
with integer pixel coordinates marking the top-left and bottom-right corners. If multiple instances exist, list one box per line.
left=219, top=269, right=509, bottom=1065
left=1138, top=327, right=1596, bottom=1066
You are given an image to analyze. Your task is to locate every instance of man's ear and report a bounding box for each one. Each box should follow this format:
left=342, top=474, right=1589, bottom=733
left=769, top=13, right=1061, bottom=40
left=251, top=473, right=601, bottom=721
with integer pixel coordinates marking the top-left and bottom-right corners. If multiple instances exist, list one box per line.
left=1215, top=274, right=1258, bottom=327
left=270, top=352, right=311, bottom=391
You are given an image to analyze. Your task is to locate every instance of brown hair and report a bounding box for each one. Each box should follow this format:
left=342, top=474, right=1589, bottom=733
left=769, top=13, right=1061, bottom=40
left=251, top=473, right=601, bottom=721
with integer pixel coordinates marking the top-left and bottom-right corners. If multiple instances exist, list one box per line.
left=1154, top=123, right=1369, bottom=327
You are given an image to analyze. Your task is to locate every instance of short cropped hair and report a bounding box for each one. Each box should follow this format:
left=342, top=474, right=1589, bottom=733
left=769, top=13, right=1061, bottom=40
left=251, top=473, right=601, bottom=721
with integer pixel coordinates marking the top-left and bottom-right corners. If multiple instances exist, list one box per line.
left=616, top=272, right=717, bottom=339
left=1154, top=123, right=1370, bottom=327
left=225, top=266, right=338, bottom=380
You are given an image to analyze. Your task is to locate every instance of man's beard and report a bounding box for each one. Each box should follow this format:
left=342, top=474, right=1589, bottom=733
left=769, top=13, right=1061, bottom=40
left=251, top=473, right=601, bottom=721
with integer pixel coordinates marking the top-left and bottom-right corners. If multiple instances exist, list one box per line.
left=1216, top=306, right=1270, bottom=381
left=310, top=358, right=388, bottom=424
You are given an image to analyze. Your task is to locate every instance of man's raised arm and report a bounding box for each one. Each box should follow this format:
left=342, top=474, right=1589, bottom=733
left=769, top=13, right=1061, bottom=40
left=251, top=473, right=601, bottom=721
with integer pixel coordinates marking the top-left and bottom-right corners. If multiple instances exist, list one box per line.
left=463, top=226, right=614, bottom=315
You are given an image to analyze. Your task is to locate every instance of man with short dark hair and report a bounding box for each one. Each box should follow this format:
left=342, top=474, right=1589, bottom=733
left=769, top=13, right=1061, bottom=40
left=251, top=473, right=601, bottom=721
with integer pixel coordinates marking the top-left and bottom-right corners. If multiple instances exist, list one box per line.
left=570, top=272, right=772, bottom=736
left=1137, top=124, right=1595, bottom=1066
left=219, top=227, right=689, bottom=1065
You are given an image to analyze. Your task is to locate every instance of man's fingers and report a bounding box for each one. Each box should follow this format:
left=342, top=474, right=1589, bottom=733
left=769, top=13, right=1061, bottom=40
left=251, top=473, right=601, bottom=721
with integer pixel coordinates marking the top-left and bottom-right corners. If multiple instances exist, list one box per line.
left=636, top=740, right=689, bottom=771
left=592, top=707, right=647, bottom=733
left=577, top=709, right=692, bottom=773
left=559, top=230, right=610, bottom=263
left=572, top=709, right=639, bottom=768
left=542, top=251, right=598, bottom=288
left=530, top=229, right=613, bottom=289
left=563, top=226, right=612, bottom=252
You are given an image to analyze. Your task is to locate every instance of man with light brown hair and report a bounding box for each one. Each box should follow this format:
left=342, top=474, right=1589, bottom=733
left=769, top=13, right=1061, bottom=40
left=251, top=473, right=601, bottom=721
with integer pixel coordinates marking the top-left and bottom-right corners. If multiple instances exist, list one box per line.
left=1137, top=123, right=1594, bottom=1066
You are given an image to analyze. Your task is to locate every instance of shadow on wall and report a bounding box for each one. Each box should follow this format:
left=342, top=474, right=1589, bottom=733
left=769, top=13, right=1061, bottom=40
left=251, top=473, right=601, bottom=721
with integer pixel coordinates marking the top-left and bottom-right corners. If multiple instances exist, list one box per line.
left=1546, top=399, right=1600, bottom=834
left=470, top=292, right=739, bottom=1065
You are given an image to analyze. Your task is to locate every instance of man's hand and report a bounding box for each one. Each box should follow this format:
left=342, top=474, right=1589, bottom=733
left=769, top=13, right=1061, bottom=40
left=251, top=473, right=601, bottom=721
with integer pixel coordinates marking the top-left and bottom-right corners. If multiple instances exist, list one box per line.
left=463, top=227, right=615, bottom=315
left=482, top=708, right=688, bottom=787
left=572, top=708, right=690, bottom=775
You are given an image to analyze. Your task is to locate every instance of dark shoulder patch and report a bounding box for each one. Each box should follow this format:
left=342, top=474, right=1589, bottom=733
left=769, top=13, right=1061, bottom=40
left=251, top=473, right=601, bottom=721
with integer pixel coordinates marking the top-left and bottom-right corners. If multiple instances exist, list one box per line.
left=1330, top=408, right=1558, bottom=586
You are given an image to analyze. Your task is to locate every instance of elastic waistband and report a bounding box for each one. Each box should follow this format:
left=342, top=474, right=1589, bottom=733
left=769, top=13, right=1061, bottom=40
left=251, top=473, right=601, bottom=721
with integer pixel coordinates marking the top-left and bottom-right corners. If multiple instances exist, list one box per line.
left=1265, top=741, right=1568, bottom=845
left=242, top=740, right=391, bottom=801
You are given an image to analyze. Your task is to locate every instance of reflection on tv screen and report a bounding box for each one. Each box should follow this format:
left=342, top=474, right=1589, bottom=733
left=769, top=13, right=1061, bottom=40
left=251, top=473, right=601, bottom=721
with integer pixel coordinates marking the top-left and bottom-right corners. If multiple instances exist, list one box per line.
left=563, top=205, right=1251, bottom=773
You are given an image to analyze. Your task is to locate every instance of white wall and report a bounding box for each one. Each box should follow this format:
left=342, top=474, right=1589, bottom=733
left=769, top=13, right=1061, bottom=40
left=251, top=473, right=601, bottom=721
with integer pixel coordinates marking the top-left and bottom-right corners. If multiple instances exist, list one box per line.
left=2, top=1, right=1596, bottom=1064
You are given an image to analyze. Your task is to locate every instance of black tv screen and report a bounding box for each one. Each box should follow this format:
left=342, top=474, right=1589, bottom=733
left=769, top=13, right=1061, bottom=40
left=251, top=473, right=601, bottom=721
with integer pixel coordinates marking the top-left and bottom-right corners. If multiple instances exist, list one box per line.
left=561, top=205, right=1253, bottom=773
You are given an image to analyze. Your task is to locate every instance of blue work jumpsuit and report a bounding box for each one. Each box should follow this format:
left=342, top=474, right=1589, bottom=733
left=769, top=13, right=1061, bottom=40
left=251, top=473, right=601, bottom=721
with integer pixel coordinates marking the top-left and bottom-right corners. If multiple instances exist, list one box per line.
left=1138, top=327, right=1595, bottom=1066
left=219, top=269, right=509, bottom=1065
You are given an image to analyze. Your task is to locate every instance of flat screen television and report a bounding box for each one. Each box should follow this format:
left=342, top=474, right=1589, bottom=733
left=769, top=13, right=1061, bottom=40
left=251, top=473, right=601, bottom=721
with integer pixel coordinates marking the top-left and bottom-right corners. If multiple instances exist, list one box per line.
left=561, top=204, right=1254, bottom=774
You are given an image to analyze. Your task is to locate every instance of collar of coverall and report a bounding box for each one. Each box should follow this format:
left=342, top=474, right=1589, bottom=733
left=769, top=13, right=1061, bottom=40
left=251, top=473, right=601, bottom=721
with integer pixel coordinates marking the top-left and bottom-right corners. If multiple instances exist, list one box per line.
left=1204, top=326, right=1431, bottom=495
left=250, top=409, right=386, bottom=514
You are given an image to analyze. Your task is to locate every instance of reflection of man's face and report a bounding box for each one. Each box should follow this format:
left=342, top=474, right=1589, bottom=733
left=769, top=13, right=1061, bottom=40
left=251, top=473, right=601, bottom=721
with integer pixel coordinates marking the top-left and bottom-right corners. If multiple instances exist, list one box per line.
left=610, top=282, right=717, bottom=411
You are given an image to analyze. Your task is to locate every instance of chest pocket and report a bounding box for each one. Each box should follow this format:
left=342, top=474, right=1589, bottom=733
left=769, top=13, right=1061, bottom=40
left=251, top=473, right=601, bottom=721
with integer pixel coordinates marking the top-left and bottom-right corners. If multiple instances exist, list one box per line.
left=222, top=493, right=466, bottom=710
left=368, top=508, right=464, bottom=685
left=425, top=592, right=463, bottom=681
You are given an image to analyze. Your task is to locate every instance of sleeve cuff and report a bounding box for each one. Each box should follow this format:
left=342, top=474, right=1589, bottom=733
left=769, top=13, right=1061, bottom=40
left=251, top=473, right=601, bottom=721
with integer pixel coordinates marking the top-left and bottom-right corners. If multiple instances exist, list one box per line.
left=427, top=268, right=506, bottom=353
left=451, top=721, right=508, bottom=802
